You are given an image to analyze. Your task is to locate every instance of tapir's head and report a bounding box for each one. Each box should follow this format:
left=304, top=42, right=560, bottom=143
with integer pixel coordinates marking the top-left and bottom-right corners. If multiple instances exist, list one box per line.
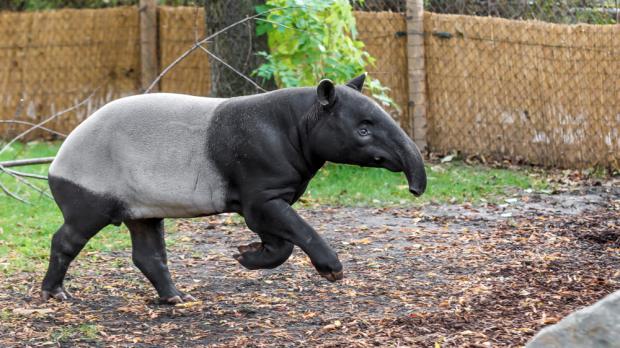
left=308, top=74, right=427, bottom=197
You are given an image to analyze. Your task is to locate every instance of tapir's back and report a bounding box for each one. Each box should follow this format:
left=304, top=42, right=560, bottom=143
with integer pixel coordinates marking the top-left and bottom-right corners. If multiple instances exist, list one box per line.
left=49, top=93, right=228, bottom=219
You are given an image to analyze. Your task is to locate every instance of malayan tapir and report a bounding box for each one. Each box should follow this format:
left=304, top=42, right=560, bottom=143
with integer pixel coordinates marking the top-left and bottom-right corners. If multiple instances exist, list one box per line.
left=41, top=74, right=427, bottom=304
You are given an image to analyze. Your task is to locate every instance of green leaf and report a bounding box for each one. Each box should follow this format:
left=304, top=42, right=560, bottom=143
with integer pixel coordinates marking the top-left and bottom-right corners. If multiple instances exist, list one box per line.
left=252, top=0, right=397, bottom=109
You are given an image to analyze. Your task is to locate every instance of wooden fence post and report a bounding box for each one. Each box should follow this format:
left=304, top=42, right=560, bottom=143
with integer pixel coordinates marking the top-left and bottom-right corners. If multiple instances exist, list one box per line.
left=405, top=0, right=427, bottom=151
left=140, top=0, right=158, bottom=92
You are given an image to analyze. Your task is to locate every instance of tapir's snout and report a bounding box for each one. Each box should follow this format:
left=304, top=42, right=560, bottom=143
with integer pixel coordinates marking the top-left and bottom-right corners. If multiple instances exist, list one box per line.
left=398, top=135, right=427, bottom=197
left=406, top=164, right=426, bottom=197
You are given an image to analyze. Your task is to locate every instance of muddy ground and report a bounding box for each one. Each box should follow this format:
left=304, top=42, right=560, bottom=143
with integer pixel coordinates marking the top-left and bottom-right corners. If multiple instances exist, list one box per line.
left=1, top=182, right=619, bottom=347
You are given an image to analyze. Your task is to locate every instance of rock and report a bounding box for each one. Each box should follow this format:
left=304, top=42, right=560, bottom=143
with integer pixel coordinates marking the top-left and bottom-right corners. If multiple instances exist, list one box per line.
left=527, top=290, right=620, bottom=348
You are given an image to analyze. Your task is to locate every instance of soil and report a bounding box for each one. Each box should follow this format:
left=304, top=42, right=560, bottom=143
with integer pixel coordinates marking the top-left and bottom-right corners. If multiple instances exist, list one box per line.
left=1, top=183, right=619, bottom=347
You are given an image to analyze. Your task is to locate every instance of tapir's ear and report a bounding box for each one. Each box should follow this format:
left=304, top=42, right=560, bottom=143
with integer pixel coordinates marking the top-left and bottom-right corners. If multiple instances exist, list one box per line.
left=317, top=79, right=336, bottom=108
left=346, top=73, right=366, bottom=92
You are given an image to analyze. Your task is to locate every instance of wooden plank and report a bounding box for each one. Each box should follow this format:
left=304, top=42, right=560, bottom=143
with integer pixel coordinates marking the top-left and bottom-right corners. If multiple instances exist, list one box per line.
left=405, top=0, right=427, bottom=150
left=140, top=0, right=158, bottom=92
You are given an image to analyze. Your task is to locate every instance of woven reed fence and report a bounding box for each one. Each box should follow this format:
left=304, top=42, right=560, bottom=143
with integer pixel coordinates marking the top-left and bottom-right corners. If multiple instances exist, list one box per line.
left=158, top=6, right=211, bottom=96
left=0, top=7, right=408, bottom=139
left=424, top=13, right=620, bottom=168
left=0, top=7, right=139, bottom=138
left=354, top=11, right=409, bottom=132
left=1, top=6, right=618, bottom=169
left=158, top=9, right=409, bottom=125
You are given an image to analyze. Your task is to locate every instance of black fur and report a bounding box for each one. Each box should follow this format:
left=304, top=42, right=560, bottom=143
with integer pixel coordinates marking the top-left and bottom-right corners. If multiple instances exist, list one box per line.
left=48, top=175, right=129, bottom=226
left=42, top=176, right=126, bottom=297
left=42, top=75, right=427, bottom=301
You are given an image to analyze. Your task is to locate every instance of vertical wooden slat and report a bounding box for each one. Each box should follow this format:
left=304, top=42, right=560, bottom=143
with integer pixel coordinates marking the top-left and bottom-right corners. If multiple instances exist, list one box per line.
left=406, top=0, right=427, bottom=150
left=140, top=0, right=158, bottom=92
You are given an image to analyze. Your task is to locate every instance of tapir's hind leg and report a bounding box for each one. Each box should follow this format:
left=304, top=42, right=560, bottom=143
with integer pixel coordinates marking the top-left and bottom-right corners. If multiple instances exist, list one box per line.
left=41, top=218, right=109, bottom=301
left=43, top=175, right=118, bottom=301
left=125, top=219, right=195, bottom=305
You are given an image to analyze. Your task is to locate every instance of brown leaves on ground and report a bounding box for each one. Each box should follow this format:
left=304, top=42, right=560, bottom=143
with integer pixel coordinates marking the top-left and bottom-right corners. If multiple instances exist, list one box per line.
left=0, top=186, right=618, bottom=347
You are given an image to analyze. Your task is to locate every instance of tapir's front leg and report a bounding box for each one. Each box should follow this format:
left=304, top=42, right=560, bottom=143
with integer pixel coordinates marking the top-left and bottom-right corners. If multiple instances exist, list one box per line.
left=242, top=199, right=343, bottom=281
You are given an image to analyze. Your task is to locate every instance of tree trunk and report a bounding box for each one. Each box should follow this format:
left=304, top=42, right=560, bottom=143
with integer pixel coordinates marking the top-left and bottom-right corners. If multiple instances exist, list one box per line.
left=205, top=0, right=276, bottom=97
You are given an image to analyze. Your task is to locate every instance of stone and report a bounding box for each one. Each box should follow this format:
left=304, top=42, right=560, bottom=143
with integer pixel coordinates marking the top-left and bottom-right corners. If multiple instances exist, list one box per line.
left=527, top=290, right=620, bottom=348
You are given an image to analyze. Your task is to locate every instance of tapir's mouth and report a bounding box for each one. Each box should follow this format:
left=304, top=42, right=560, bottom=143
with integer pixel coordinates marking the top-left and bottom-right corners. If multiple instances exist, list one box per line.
left=409, top=186, right=423, bottom=197
left=400, top=148, right=427, bottom=197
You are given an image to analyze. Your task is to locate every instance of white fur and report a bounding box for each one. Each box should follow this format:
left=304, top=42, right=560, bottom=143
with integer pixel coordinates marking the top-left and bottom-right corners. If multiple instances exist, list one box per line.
left=49, top=93, right=228, bottom=219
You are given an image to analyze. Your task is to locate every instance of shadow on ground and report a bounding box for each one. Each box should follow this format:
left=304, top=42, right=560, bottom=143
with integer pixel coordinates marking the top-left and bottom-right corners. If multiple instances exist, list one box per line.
left=1, top=185, right=619, bottom=347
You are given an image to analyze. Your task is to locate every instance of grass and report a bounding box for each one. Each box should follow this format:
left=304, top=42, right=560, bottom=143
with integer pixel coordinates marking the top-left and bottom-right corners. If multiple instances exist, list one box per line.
left=0, top=142, right=131, bottom=274
left=304, top=161, right=546, bottom=206
left=51, top=323, right=100, bottom=344
left=0, top=141, right=547, bottom=273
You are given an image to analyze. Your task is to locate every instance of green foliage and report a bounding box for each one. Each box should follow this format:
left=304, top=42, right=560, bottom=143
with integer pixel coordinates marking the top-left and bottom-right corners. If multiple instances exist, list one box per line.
left=2, top=0, right=131, bottom=11
left=0, top=0, right=200, bottom=11
left=51, top=324, right=100, bottom=344
left=254, top=0, right=398, bottom=110
left=526, top=0, right=618, bottom=24
left=425, top=0, right=617, bottom=25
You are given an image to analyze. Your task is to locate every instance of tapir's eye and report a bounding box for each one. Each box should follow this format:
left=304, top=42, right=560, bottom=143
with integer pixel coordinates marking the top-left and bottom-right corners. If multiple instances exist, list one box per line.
left=358, top=128, right=370, bottom=136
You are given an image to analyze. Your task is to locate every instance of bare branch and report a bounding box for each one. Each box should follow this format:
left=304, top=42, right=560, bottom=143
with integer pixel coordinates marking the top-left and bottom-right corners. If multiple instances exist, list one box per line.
left=0, top=6, right=309, bottom=203
left=0, top=157, right=55, bottom=168
left=0, top=81, right=103, bottom=202
left=255, top=17, right=307, bottom=32
left=0, top=166, right=52, bottom=199
left=0, top=180, right=29, bottom=204
left=0, top=121, right=67, bottom=138
left=3, top=168, right=48, bottom=180
left=197, top=44, right=267, bottom=93
left=144, top=6, right=304, bottom=93
left=0, top=85, right=103, bottom=156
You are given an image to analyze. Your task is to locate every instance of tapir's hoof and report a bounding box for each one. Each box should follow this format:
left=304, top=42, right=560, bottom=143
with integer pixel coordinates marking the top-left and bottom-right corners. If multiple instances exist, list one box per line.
left=233, top=242, right=265, bottom=270
left=41, top=287, right=72, bottom=301
left=158, top=293, right=196, bottom=305
left=237, top=242, right=263, bottom=254
left=181, top=293, right=197, bottom=302
left=319, top=270, right=344, bottom=282
left=234, top=241, right=293, bottom=270
left=159, top=296, right=183, bottom=305
left=232, top=253, right=255, bottom=269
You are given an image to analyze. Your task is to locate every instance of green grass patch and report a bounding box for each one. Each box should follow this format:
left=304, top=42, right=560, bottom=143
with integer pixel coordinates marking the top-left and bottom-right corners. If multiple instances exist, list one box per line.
left=51, top=323, right=100, bottom=344
left=0, top=142, right=132, bottom=274
left=0, top=141, right=546, bottom=273
left=303, top=162, right=547, bottom=206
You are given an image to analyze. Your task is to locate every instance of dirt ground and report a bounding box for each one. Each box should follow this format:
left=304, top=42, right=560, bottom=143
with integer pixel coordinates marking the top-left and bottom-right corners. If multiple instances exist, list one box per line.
left=1, top=182, right=619, bottom=347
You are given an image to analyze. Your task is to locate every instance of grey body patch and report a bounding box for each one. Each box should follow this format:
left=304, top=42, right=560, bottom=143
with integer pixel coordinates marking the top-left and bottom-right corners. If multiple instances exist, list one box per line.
left=49, top=93, right=228, bottom=219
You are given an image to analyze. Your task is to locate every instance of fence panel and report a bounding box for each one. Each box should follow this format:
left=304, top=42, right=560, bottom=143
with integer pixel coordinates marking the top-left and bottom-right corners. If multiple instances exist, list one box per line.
left=424, top=12, right=620, bottom=168
left=0, top=7, right=140, bottom=138
left=353, top=11, right=409, bottom=130
left=1, top=5, right=618, bottom=169
left=158, top=6, right=211, bottom=96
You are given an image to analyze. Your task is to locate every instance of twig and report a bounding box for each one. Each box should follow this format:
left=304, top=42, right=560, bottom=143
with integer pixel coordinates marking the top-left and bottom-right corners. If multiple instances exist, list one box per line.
left=255, top=17, right=307, bottom=32
left=3, top=168, right=48, bottom=180
left=0, top=166, right=52, bottom=199
left=243, top=18, right=253, bottom=72
left=0, top=85, right=102, bottom=156
left=0, top=6, right=310, bottom=202
left=0, top=157, right=55, bottom=168
left=0, top=180, right=29, bottom=204
left=197, top=44, right=267, bottom=92
left=144, top=6, right=304, bottom=93
left=0, top=121, right=67, bottom=138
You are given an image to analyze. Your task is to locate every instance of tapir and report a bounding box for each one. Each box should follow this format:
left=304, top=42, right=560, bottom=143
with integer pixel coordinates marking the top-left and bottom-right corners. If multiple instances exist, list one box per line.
left=42, top=74, right=427, bottom=304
